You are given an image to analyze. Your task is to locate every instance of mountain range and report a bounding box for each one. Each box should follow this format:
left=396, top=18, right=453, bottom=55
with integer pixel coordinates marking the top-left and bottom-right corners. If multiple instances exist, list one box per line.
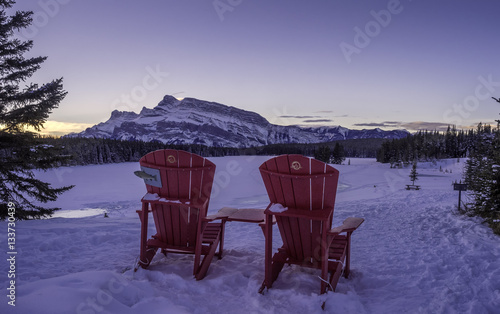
left=67, top=95, right=409, bottom=148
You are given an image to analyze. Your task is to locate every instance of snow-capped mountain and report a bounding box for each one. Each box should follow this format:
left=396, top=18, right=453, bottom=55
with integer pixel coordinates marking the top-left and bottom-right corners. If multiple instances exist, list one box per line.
left=66, top=95, right=409, bottom=147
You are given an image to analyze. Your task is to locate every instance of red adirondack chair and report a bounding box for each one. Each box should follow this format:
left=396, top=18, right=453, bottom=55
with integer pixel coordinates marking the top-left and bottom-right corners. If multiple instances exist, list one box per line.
left=259, top=155, right=364, bottom=294
left=135, top=149, right=225, bottom=280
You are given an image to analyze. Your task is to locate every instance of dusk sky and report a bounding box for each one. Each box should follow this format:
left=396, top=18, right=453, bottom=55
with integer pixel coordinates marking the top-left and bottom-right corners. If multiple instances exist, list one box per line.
left=11, top=0, right=500, bottom=135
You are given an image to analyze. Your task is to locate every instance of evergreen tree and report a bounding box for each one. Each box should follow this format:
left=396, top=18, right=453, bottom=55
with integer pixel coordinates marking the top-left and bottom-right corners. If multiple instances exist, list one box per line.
left=463, top=99, right=500, bottom=234
left=331, top=142, right=345, bottom=164
left=314, top=145, right=331, bottom=163
left=409, top=161, right=418, bottom=185
left=0, top=0, right=72, bottom=219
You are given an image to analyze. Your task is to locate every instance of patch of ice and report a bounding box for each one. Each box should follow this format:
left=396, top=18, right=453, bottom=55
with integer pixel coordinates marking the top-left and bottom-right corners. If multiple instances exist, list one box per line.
left=49, top=208, right=106, bottom=219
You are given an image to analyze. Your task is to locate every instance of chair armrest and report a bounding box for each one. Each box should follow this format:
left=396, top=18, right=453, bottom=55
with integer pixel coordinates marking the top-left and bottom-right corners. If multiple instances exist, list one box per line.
left=205, top=207, right=239, bottom=221
left=328, top=217, right=364, bottom=236
left=141, top=193, right=209, bottom=210
left=264, top=204, right=333, bottom=222
left=258, top=215, right=277, bottom=228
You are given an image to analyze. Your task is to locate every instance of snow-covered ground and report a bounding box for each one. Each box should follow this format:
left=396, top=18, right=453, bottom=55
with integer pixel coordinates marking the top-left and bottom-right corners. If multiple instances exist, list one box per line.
left=1, top=157, right=499, bottom=313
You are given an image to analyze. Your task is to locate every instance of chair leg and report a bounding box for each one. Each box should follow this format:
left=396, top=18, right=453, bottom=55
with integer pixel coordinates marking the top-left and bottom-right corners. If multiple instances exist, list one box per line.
left=321, top=257, right=329, bottom=294
left=138, top=247, right=157, bottom=269
left=344, top=232, right=352, bottom=278
left=328, top=261, right=343, bottom=292
left=193, top=220, right=204, bottom=276
left=216, top=219, right=227, bottom=259
left=270, top=251, right=287, bottom=283
left=138, top=202, right=154, bottom=269
left=195, top=236, right=220, bottom=280
left=261, top=215, right=273, bottom=292
left=260, top=250, right=287, bottom=293
left=320, top=221, right=329, bottom=294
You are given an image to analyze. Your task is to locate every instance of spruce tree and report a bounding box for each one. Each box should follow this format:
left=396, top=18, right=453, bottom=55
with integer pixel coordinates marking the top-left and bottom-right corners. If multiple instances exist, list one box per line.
left=462, top=99, right=500, bottom=234
left=409, top=161, right=418, bottom=185
left=0, top=0, right=73, bottom=219
left=489, top=98, right=500, bottom=232
left=331, top=142, right=346, bottom=164
left=314, top=145, right=331, bottom=163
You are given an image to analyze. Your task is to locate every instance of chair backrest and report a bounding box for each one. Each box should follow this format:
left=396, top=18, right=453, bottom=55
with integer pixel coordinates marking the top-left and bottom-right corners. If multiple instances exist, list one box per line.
left=139, top=149, right=216, bottom=248
left=140, top=149, right=216, bottom=205
left=259, top=155, right=339, bottom=262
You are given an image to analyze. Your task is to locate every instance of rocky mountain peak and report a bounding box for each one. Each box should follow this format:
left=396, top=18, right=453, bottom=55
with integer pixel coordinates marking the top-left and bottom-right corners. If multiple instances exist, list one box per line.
left=157, top=95, right=181, bottom=108
left=67, top=95, right=409, bottom=148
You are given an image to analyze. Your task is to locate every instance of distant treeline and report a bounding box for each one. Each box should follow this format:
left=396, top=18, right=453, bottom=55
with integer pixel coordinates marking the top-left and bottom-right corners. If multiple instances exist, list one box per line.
left=376, top=126, right=472, bottom=164
left=40, top=137, right=238, bottom=165
left=243, top=138, right=385, bottom=159
left=38, top=136, right=387, bottom=166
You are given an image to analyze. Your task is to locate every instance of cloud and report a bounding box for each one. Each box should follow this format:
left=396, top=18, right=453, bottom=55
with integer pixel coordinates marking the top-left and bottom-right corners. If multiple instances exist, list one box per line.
left=354, top=121, right=456, bottom=132
left=353, top=122, right=388, bottom=127
left=400, top=121, right=451, bottom=132
left=302, top=119, right=334, bottom=123
left=279, top=115, right=322, bottom=119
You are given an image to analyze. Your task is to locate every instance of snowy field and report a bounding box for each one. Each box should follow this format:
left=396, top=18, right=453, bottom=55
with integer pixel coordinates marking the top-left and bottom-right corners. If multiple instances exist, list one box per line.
left=1, top=156, right=499, bottom=313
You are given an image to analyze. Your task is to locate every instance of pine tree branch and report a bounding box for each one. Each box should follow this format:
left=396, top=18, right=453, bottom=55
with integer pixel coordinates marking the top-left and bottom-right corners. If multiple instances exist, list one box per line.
left=0, top=2, right=71, bottom=219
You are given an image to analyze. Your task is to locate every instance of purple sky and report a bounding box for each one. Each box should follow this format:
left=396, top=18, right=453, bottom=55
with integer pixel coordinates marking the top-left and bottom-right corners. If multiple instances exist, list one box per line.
left=11, top=0, right=500, bottom=135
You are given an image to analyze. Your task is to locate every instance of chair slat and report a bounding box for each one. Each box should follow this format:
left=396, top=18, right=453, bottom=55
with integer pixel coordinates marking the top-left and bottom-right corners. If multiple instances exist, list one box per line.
left=268, top=158, right=286, bottom=205
left=179, top=206, right=189, bottom=246
left=289, top=156, right=310, bottom=210
left=279, top=216, right=296, bottom=258
left=311, top=220, right=323, bottom=261
left=166, top=168, right=179, bottom=200
left=163, top=205, right=174, bottom=244
left=170, top=204, right=181, bottom=246
left=188, top=208, right=198, bottom=247
left=289, top=217, right=303, bottom=261
left=297, top=218, right=311, bottom=260
left=177, top=150, right=192, bottom=199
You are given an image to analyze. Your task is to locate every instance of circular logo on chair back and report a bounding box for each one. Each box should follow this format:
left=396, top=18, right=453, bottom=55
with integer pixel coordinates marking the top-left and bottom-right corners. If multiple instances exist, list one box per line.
left=167, top=155, right=176, bottom=164
left=291, top=161, right=302, bottom=171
